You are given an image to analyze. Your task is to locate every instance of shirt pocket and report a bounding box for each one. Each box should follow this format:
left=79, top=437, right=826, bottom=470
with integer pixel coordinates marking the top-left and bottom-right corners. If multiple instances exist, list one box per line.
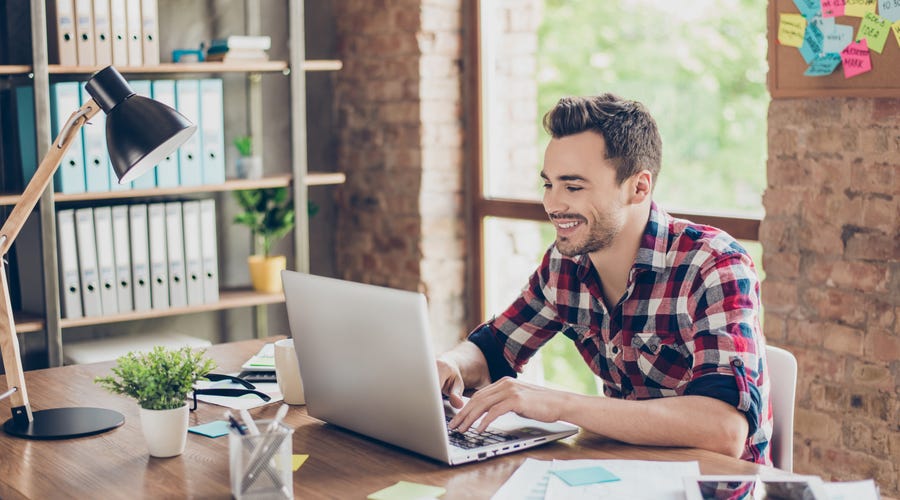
left=626, top=331, right=691, bottom=389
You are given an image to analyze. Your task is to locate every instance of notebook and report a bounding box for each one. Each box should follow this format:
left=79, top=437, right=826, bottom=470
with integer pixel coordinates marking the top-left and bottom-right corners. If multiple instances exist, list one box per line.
left=281, top=271, right=579, bottom=465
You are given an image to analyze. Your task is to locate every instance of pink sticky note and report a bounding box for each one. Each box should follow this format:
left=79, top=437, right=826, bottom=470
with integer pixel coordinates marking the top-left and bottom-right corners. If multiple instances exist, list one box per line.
left=841, top=39, right=872, bottom=78
left=821, top=0, right=845, bottom=18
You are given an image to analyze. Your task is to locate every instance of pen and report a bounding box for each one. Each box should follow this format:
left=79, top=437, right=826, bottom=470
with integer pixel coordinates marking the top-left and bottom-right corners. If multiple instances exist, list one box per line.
left=263, top=404, right=289, bottom=434
left=239, top=408, right=260, bottom=435
left=225, top=411, right=247, bottom=436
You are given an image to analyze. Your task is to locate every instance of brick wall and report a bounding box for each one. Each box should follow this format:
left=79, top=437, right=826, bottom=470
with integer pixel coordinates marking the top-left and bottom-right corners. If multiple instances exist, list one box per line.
left=333, top=0, right=466, bottom=351
left=762, top=98, right=900, bottom=495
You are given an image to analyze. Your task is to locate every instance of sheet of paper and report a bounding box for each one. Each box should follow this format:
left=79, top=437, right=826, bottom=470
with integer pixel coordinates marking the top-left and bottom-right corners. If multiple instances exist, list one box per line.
left=544, top=459, right=701, bottom=500
left=367, top=480, right=446, bottom=500
left=194, top=378, right=283, bottom=410
left=188, top=420, right=231, bottom=438
left=491, top=458, right=552, bottom=500
left=821, top=0, right=846, bottom=17
left=893, top=21, right=900, bottom=50
left=857, top=12, right=891, bottom=53
left=778, top=13, right=807, bottom=47
left=823, top=24, right=853, bottom=53
left=841, top=39, right=872, bottom=78
left=882, top=0, right=900, bottom=22
left=800, top=21, right=824, bottom=63
left=550, top=466, right=620, bottom=486
left=823, top=479, right=880, bottom=500
left=805, top=53, right=842, bottom=76
left=843, top=0, right=876, bottom=18
left=792, top=0, right=821, bottom=18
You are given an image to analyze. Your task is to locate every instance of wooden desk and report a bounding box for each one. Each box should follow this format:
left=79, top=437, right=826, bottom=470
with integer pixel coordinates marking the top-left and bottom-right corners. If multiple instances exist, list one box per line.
left=0, top=338, right=769, bottom=499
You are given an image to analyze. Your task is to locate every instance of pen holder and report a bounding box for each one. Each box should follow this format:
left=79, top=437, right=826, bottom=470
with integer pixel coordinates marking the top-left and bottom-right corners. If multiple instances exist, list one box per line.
left=229, top=420, right=294, bottom=500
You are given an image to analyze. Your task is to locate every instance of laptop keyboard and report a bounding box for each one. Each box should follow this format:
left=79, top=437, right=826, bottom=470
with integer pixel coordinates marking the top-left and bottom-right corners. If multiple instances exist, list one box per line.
left=445, top=415, right=516, bottom=449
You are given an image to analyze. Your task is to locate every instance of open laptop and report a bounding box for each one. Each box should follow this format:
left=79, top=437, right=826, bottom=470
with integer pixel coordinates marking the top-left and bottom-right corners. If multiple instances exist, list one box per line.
left=282, top=271, right=579, bottom=465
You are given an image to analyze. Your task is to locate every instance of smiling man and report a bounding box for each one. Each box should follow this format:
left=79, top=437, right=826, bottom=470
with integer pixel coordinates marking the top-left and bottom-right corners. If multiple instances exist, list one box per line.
left=437, top=94, right=772, bottom=464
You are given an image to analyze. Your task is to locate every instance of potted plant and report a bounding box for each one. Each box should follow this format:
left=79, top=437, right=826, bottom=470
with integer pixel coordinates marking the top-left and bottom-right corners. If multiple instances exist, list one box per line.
left=233, top=135, right=262, bottom=180
left=233, top=187, right=296, bottom=293
left=95, top=346, right=216, bottom=458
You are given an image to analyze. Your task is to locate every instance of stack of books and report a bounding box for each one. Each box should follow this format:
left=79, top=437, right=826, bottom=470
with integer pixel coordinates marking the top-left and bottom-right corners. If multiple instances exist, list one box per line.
left=205, top=35, right=271, bottom=63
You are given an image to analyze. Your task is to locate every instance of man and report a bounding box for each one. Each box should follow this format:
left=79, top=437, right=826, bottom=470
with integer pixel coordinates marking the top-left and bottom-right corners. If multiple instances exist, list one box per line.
left=438, top=94, right=771, bottom=464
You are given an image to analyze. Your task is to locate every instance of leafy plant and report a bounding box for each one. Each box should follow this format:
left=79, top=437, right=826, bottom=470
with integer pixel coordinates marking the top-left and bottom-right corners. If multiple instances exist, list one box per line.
left=233, top=135, right=254, bottom=157
left=95, top=346, right=216, bottom=411
left=233, top=187, right=296, bottom=257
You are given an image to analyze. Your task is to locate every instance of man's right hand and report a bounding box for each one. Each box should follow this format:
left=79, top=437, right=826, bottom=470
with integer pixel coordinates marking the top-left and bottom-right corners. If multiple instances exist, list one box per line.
left=436, top=356, right=465, bottom=409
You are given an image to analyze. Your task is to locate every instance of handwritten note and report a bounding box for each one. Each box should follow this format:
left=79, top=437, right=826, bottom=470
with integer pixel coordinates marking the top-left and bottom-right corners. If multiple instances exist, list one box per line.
left=779, top=13, right=808, bottom=47
left=805, top=53, right=843, bottom=75
left=882, top=0, right=900, bottom=22
left=800, top=22, right=825, bottom=62
left=841, top=39, right=872, bottom=78
left=893, top=20, right=900, bottom=49
left=823, top=23, right=854, bottom=52
left=843, top=0, right=876, bottom=17
left=821, top=0, right=846, bottom=18
left=857, top=12, right=891, bottom=52
left=794, top=0, right=822, bottom=17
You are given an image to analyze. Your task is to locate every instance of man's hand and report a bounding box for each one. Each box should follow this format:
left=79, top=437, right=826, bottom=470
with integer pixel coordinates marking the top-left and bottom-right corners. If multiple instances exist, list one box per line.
left=436, top=356, right=466, bottom=409
left=447, top=377, right=567, bottom=433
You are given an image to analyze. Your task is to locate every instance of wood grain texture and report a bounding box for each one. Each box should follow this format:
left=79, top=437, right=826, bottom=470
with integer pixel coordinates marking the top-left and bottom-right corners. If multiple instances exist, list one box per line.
left=0, top=338, right=770, bottom=499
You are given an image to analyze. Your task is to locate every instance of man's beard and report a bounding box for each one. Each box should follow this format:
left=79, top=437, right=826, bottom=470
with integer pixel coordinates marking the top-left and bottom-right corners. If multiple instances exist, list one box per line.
left=555, top=212, right=622, bottom=257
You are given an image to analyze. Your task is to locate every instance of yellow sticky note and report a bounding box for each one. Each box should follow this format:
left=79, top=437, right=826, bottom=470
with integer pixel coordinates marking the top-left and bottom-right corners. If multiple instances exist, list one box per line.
left=292, top=454, right=308, bottom=471
left=844, top=0, right=876, bottom=17
left=367, top=481, right=447, bottom=500
left=778, top=13, right=806, bottom=48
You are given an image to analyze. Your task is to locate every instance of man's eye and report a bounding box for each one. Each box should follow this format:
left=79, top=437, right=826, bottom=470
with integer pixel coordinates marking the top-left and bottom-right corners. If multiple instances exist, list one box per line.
left=566, top=186, right=582, bottom=192
left=542, top=183, right=552, bottom=189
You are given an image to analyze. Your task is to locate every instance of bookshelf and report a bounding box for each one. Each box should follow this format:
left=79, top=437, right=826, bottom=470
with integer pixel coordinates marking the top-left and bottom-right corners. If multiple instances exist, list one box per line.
left=1, top=1, right=341, bottom=367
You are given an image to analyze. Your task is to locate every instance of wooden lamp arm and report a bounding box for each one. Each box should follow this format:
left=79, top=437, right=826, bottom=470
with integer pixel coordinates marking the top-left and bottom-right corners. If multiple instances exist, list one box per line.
left=0, top=99, right=99, bottom=424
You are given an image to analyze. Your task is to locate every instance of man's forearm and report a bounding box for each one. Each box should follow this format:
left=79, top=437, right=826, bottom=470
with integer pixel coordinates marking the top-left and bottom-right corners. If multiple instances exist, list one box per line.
left=439, top=341, right=493, bottom=389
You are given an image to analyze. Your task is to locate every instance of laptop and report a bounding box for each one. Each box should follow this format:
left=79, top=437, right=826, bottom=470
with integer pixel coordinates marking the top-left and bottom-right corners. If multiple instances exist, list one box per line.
left=281, top=271, right=579, bottom=465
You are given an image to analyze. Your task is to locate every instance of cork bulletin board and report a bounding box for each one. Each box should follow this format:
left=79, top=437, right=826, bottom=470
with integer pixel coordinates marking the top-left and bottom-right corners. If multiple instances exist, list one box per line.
left=768, top=0, right=900, bottom=98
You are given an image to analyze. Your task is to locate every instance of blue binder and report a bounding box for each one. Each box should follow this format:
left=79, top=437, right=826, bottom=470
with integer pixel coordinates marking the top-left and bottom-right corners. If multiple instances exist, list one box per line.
left=174, top=79, right=203, bottom=186
left=199, top=79, right=226, bottom=184
left=80, top=83, right=112, bottom=192
left=15, top=86, right=38, bottom=186
left=149, top=80, right=181, bottom=187
left=50, top=82, right=87, bottom=193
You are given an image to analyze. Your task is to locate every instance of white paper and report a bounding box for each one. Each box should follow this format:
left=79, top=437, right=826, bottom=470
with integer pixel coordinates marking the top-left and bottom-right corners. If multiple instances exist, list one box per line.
left=194, top=377, right=283, bottom=410
left=823, top=479, right=880, bottom=500
left=491, top=458, right=552, bottom=500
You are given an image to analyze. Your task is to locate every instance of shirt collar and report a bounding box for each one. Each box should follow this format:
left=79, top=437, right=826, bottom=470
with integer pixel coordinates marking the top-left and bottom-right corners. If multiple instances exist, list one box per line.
left=635, top=201, right=670, bottom=271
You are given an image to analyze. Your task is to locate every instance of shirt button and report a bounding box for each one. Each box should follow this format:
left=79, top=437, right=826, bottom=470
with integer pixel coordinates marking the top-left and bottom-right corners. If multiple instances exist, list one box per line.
left=611, top=345, right=619, bottom=354
left=732, top=358, right=744, bottom=367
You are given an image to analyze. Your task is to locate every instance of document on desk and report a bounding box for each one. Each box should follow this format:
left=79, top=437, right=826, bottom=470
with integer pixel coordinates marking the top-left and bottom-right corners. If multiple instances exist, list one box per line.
left=492, top=458, right=700, bottom=500
left=194, top=378, right=283, bottom=410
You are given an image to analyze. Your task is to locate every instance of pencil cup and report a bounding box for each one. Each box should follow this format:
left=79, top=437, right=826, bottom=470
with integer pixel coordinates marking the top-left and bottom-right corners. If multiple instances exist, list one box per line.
left=229, top=420, right=294, bottom=500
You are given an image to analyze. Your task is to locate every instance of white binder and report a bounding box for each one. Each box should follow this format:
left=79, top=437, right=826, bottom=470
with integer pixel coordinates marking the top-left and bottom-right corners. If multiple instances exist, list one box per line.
left=57, top=210, right=83, bottom=318
left=128, top=204, right=152, bottom=311
left=199, top=199, right=219, bottom=303
left=164, top=202, right=187, bottom=307
left=50, top=82, right=87, bottom=194
left=111, top=205, right=133, bottom=312
left=199, top=79, right=225, bottom=184
left=80, top=82, right=111, bottom=193
left=92, top=0, right=113, bottom=66
left=73, top=0, right=95, bottom=66
left=109, top=0, right=128, bottom=66
left=181, top=201, right=205, bottom=306
left=92, top=206, right=119, bottom=315
left=139, top=0, right=159, bottom=65
left=175, top=80, right=203, bottom=186
left=124, top=0, right=142, bottom=66
left=147, top=203, right=169, bottom=309
left=149, top=80, right=179, bottom=187
left=47, top=0, right=78, bottom=66
left=74, top=207, right=103, bottom=317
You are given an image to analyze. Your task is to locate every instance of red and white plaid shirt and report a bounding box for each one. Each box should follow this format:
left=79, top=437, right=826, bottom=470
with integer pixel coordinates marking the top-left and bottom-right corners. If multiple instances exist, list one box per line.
left=469, top=203, right=772, bottom=464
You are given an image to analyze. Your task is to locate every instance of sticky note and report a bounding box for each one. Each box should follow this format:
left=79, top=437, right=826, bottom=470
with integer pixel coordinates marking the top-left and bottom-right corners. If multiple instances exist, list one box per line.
left=292, top=454, right=308, bottom=471
left=821, top=0, right=845, bottom=18
left=188, top=420, right=231, bottom=438
left=805, top=53, right=842, bottom=76
left=857, top=12, right=891, bottom=53
left=550, top=466, right=621, bottom=487
left=840, top=39, right=872, bottom=78
left=800, top=22, right=825, bottom=62
left=811, top=15, right=835, bottom=34
left=882, top=0, right=900, bottom=22
left=793, top=0, right=822, bottom=17
left=823, top=24, right=854, bottom=53
left=778, top=13, right=807, bottom=47
left=367, top=481, right=447, bottom=500
left=893, top=21, right=900, bottom=49
left=843, top=0, right=876, bottom=17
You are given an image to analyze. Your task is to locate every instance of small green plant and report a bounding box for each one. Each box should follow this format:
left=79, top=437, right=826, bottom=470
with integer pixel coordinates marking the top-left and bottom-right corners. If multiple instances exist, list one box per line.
left=95, top=346, right=216, bottom=411
left=233, top=135, right=254, bottom=157
left=233, top=187, right=296, bottom=257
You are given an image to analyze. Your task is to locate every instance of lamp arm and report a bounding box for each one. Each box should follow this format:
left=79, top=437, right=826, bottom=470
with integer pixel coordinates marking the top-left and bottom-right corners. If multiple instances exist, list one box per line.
left=0, top=99, right=99, bottom=255
left=0, top=99, right=99, bottom=426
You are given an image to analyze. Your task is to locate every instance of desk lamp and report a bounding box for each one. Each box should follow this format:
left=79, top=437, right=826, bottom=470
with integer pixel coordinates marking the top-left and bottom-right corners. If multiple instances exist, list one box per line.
left=0, top=66, right=196, bottom=439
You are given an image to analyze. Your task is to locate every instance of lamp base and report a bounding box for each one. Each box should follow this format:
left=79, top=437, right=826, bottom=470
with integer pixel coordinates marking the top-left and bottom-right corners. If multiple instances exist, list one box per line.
left=3, top=407, right=124, bottom=439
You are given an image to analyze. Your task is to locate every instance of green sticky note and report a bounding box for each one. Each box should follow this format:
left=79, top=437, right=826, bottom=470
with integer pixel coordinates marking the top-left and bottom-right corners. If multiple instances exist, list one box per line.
left=550, top=466, right=620, bottom=486
left=187, top=420, right=231, bottom=438
left=367, top=481, right=446, bottom=500
left=857, top=12, right=891, bottom=53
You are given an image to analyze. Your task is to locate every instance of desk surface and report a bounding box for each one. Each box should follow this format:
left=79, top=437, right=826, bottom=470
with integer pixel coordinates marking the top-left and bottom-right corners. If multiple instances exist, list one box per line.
left=0, top=338, right=768, bottom=499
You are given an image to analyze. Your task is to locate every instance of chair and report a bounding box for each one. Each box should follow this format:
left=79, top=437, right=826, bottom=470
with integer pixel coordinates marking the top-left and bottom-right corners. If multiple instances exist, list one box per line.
left=766, top=344, right=798, bottom=471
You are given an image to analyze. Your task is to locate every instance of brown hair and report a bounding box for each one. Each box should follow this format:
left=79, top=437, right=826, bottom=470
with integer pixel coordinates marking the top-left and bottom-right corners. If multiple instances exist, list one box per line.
left=542, top=94, right=662, bottom=185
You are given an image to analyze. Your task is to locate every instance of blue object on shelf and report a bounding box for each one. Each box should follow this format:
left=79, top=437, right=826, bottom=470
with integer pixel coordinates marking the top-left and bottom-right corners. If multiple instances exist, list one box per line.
left=173, top=48, right=204, bottom=63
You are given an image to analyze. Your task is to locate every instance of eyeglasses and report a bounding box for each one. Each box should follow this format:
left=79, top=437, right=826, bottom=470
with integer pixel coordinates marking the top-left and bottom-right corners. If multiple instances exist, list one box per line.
left=190, top=373, right=272, bottom=411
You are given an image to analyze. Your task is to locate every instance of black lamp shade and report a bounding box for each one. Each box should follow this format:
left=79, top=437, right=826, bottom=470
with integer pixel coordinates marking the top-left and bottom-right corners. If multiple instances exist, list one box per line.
left=85, top=66, right=196, bottom=185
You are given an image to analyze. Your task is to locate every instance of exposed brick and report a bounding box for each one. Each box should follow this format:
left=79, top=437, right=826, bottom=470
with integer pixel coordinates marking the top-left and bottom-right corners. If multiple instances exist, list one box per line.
left=863, top=330, right=900, bottom=363
left=801, top=287, right=868, bottom=328
left=795, top=408, right=840, bottom=443
left=760, top=280, right=798, bottom=314
left=848, top=360, right=894, bottom=391
left=827, top=260, right=890, bottom=293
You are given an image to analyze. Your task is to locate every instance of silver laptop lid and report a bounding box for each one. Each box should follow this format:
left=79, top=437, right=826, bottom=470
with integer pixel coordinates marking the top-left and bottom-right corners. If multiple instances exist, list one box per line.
left=282, top=271, right=452, bottom=463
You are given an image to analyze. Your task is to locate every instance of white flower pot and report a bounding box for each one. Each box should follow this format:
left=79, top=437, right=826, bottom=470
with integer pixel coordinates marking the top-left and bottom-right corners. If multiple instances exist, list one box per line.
left=139, top=405, right=189, bottom=458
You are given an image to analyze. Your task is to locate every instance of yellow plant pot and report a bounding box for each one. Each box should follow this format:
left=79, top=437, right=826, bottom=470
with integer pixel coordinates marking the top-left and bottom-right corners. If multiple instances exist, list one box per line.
left=248, top=255, right=287, bottom=293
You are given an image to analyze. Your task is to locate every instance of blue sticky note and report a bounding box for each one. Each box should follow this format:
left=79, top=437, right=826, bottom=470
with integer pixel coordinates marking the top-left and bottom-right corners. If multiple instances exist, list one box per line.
left=188, top=420, right=231, bottom=438
left=792, top=0, right=821, bottom=18
left=823, top=24, right=854, bottom=53
left=805, top=53, right=842, bottom=76
left=550, top=466, right=620, bottom=487
left=799, top=22, right=824, bottom=63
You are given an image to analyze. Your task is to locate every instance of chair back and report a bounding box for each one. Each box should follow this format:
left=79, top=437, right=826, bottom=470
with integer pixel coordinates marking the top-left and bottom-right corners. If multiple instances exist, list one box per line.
left=766, top=344, right=797, bottom=471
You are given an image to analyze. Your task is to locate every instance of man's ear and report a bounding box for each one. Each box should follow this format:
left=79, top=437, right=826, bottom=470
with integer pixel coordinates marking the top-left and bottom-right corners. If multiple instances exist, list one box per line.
left=628, top=170, right=653, bottom=203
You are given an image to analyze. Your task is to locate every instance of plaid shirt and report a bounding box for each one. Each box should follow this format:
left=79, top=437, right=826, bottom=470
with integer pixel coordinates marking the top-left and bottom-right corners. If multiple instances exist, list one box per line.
left=469, top=203, right=772, bottom=464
